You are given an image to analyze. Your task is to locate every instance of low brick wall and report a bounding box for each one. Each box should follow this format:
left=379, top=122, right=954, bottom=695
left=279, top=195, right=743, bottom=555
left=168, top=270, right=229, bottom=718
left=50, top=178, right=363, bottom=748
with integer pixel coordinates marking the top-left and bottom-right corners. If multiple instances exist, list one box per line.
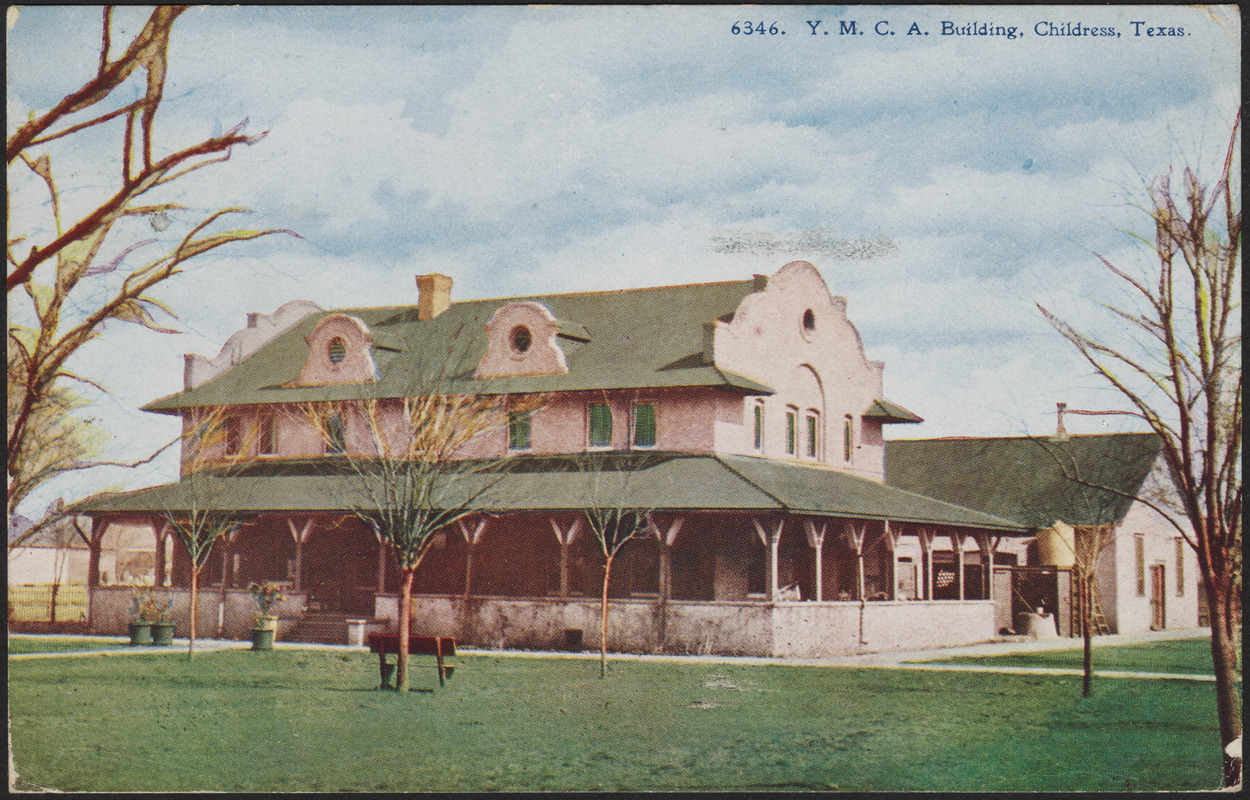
left=772, top=599, right=997, bottom=657
left=88, top=586, right=307, bottom=641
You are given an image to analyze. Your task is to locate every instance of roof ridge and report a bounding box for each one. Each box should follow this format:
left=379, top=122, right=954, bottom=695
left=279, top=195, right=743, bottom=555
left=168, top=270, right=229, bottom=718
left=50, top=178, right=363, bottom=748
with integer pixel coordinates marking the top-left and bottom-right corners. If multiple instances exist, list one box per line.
left=888, top=431, right=1158, bottom=444
left=314, top=278, right=758, bottom=318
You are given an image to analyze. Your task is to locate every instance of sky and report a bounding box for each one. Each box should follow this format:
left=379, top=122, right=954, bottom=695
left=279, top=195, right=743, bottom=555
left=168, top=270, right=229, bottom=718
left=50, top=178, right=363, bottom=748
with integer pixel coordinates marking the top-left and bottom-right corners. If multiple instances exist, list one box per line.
left=6, top=5, right=1241, bottom=518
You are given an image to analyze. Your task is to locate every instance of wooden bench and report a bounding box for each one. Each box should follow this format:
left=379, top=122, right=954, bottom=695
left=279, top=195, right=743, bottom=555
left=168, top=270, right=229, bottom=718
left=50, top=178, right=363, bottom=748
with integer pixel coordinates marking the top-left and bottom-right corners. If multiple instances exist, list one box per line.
left=366, top=633, right=455, bottom=688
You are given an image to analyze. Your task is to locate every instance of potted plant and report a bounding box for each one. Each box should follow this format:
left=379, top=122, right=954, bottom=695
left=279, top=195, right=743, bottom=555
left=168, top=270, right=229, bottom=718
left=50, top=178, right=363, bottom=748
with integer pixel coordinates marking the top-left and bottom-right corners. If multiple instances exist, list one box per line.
left=248, top=581, right=285, bottom=651
left=128, top=587, right=154, bottom=646
left=147, top=593, right=175, bottom=646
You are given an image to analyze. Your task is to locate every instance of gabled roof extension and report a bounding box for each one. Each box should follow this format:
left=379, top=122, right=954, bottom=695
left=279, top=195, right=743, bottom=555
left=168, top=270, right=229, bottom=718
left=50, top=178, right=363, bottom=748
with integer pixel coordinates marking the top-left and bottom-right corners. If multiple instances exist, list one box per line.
left=144, top=280, right=774, bottom=413
left=73, top=452, right=1026, bottom=532
left=885, top=432, right=1162, bottom=529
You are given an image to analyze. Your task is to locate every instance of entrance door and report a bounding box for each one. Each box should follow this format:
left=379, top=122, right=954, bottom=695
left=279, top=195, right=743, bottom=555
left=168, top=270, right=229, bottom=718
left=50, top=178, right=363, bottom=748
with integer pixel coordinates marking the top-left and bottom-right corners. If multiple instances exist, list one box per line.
left=1150, top=564, right=1166, bottom=630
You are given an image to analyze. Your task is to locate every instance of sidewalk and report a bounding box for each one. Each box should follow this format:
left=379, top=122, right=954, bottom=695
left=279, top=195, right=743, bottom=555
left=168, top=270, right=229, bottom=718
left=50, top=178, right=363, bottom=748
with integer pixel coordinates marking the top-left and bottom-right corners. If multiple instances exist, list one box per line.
left=10, top=628, right=1216, bottom=682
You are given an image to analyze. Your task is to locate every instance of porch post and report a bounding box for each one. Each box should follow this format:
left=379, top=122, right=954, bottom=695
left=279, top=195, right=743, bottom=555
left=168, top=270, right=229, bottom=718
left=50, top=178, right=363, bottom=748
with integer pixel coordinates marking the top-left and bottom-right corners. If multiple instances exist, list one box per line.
left=885, top=521, right=902, bottom=600
left=550, top=518, right=583, bottom=599
left=843, top=521, right=870, bottom=645
left=374, top=529, right=387, bottom=593
left=217, top=524, right=242, bottom=638
left=648, top=515, right=683, bottom=603
left=457, top=517, right=488, bottom=602
left=843, top=522, right=868, bottom=601
left=752, top=518, right=784, bottom=602
left=647, top=515, right=684, bottom=652
left=917, top=528, right=934, bottom=600
left=974, top=533, right=995, bottom=601
left=287, top=517, right=314, bottom=592
left=950, top=530, right=967, bottom=601
left=802, top=520, right=827, bottom=602
left=152, top=518, right=171, bottom=588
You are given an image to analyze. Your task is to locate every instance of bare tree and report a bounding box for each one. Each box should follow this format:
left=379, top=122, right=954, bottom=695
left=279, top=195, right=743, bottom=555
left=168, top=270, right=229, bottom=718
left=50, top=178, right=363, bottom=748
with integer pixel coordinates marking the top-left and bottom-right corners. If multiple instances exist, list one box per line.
left=162, top=406, right=257, bottom=659
left=578, top=451, right=658, bottom=679
left=8, top=6, right=293, bottom=525
left=1038, top=112, right=1241, bottom=785
left=300, top=395, right=511, bottom=692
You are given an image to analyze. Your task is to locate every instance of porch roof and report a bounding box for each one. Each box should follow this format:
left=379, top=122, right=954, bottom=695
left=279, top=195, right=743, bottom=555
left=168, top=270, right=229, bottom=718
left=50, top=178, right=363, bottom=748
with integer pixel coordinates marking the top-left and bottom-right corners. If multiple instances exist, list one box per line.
left=72, top=452, right=1027, bottom=532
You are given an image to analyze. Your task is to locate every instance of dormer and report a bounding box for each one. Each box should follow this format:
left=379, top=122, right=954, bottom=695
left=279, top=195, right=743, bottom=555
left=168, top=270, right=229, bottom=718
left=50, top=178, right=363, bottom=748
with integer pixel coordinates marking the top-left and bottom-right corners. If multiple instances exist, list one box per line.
left=474, top=301, right=570, bottom=379
left=288, top=313, right=378, bottom=386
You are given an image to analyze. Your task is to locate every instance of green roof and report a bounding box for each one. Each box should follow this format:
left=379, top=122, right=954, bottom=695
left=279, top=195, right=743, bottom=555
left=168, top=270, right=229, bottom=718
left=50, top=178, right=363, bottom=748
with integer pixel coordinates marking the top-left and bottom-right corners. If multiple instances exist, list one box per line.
left=885, top=433, right=1162, bottom=528
left=144, top=280, right=774, bottom=413
left=72, top=452, right=1025, bottom=531
left=863, top=398, right=923, bottom=423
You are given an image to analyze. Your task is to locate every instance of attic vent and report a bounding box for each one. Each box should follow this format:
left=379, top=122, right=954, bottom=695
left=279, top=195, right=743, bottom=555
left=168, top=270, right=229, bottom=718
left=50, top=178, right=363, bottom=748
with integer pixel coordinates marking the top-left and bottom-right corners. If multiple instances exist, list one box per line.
left=328, top=337, right=347, bottom=364
left=803, top=309, right=816, bottom=331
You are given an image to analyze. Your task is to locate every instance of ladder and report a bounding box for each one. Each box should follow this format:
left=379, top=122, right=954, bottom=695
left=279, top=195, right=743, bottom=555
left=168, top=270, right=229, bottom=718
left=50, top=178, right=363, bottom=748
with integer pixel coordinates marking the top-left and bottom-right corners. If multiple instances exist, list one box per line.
left=1076, top=575, right=1112, bottom=636
left=1088, top=579, right=1112, bottom=635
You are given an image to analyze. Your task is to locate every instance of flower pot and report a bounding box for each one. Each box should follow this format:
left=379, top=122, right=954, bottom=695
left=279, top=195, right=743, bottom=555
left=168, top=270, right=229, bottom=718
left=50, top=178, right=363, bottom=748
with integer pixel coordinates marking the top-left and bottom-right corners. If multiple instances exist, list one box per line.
left=256, top=615, right=278, bottom=632
left=149, top=622, right=175, bottom=646
left=128, top=621, right=153, bottom=646
left=251, top=627, right=275, bottom=651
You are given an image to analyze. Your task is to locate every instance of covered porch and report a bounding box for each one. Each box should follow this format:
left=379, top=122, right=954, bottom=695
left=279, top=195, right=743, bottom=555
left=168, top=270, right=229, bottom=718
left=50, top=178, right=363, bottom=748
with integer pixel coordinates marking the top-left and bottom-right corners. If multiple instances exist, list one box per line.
left=72, top=452, right=1027, bottom=654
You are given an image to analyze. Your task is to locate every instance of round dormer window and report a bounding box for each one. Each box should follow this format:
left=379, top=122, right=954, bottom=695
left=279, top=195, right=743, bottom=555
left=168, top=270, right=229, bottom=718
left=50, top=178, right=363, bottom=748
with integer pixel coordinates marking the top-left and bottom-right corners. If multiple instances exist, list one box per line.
left=510, top=325, right=532, bottom=354
left=328, top=336, right=347, bottom=364
left=801, top=309, right=816, bottom=339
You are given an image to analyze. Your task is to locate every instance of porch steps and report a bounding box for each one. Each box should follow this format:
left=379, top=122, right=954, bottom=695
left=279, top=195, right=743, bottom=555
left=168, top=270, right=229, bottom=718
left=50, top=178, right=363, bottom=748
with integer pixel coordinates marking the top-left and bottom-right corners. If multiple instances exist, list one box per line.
left=286, top=612, right=353, bottom=645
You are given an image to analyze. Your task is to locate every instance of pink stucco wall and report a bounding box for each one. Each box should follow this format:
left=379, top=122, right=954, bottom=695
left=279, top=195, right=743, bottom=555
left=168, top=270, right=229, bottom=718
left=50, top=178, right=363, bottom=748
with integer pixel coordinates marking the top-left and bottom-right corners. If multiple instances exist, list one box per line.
left=1108, top=493, right=1199, bottom=633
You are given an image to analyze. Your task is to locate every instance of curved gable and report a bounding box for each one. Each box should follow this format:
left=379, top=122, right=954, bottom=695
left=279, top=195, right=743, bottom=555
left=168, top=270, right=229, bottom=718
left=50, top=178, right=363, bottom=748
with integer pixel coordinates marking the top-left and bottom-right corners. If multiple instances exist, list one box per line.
left=288, top=313, right=378, bottom=386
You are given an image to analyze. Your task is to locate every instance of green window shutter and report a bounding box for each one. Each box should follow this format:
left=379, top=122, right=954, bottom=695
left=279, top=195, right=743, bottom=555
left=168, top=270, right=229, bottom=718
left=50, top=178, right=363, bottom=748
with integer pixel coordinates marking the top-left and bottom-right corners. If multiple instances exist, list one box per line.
left=843, top=417, right=853, bottom=462
left=589, top=403, right=612, bottom=447
left=1135, top=534, right=1145, bottom=596
left=806, top=414, right=818, bottom=458
left=633, top=403, right=656, bottom=447
left=753, top=403, right=764, bottom=450
left=786, top=410, right=796, bottom=455
left=509, top=411, right=531, bottom=451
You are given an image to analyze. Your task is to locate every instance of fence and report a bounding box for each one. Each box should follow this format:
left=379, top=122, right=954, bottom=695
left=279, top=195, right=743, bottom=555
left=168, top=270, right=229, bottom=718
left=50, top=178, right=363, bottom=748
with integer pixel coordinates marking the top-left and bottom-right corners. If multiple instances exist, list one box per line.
left=7, top=583, right=88, bottom=623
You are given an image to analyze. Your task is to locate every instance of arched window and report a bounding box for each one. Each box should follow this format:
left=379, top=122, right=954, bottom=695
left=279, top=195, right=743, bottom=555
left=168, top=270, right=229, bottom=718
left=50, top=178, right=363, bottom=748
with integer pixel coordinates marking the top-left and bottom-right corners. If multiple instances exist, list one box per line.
left=805, top=410, right=820, bottom=459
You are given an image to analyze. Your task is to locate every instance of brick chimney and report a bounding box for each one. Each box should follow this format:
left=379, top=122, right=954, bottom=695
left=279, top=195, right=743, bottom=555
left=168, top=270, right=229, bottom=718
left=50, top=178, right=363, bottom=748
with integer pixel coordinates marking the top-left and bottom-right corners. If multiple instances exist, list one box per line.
left=416, top=273, right=453, bottom=320
left=1055, top=402, right=1068, bottom=439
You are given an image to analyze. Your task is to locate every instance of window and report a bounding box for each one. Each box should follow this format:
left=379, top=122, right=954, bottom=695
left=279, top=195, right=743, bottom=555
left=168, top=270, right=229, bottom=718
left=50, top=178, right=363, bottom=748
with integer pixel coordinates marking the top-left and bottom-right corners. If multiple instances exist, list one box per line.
left=224, top=416, right=241, bottom=456
left=325, top=413, right=346, bottom=454
left=257, top=414, right=277, bottom=455
left=843, top=415, right=854, bottom=462
left=632, top=403, right=656, bottom=448
left=510, top=325, right=532, bottom=354
left=753, top=401, right=764, bottom=451
left=785, top=408, right=797, bottom=455
left=1175, top=538, right=1185, bottom=596
left=805, top=411, right=819, bottom=458
left=327, top=336, right=347, bottom=364
left=589, top=403, right=612, bottom=448
left=508, top=410, right=531, bottom=451
left=1135, top=534, right=1146, bottom=596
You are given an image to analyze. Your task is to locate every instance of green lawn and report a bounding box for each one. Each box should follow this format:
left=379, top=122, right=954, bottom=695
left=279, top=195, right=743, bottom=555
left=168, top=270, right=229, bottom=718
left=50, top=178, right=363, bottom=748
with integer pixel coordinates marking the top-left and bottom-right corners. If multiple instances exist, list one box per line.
left=8, top=648, right=1225, bottom=792
left=8, top=636, right=130, bottom=655
left=914, top=638, right=1241, bottom=676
